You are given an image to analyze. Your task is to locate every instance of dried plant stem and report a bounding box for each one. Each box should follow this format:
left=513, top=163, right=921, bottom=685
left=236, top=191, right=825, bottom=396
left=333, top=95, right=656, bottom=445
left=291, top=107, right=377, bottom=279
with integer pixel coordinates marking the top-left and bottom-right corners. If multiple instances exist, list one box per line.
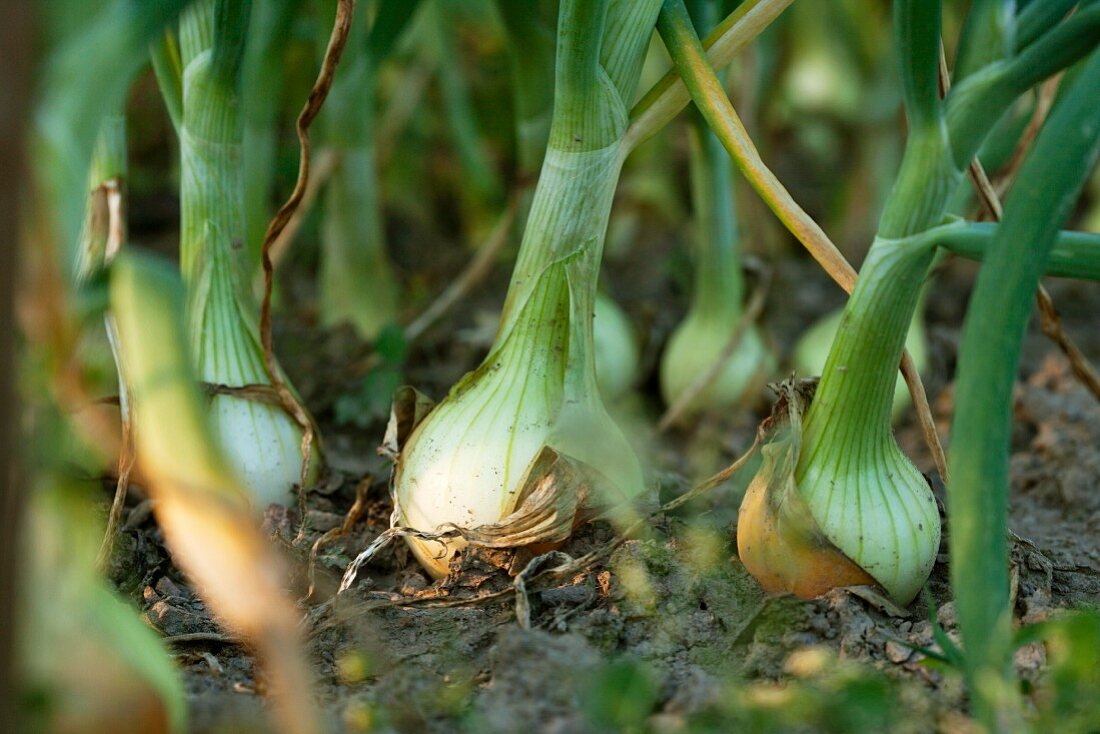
left=1036, top=292, right=1100, bottom=398
left=252, top=148, right=339, bottom=296
left=305, top=477, right=371, bottom=601
left=95, top=319, right=134, bottom=570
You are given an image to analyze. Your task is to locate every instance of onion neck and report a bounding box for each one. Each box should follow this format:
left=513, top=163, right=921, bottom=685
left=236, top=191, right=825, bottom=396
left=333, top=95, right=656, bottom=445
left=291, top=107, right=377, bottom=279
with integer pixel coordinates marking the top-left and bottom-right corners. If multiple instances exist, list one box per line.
left=798, top=238, right=934, bottom=473
left=798, top=126, right=960, bottom=475
left=499, top=0, right=662, bottom=401
left=178, top=41, right=244, bottom=288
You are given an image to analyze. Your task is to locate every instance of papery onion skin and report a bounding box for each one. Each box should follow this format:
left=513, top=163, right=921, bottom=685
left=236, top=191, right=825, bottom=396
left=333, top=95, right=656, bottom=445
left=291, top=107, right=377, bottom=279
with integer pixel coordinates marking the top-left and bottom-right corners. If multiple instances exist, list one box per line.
left=394, top=265, right=570, bottom=577
left=737, top=456, right=877, bottom=599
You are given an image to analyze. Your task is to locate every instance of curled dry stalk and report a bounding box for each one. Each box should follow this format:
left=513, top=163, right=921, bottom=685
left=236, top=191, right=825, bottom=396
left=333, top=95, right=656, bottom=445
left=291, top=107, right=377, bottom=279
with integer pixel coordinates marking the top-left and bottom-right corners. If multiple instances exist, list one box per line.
left=252, top=148, right=339, bottom=295
left=257, top=0, right=356, bottom=511
left=305, top=476, right=371, bottom=601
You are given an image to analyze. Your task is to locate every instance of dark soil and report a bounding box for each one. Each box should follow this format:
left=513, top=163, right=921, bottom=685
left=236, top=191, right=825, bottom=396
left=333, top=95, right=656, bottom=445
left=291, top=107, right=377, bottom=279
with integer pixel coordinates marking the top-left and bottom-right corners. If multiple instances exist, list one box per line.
left=104, top=235, right=1100, bottom=732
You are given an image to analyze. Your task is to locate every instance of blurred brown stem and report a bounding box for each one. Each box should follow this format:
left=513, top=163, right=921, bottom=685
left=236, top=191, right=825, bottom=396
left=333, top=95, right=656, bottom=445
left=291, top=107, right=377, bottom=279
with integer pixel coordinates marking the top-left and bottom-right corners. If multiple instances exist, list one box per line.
left=0, top=0, right=30, bottom=725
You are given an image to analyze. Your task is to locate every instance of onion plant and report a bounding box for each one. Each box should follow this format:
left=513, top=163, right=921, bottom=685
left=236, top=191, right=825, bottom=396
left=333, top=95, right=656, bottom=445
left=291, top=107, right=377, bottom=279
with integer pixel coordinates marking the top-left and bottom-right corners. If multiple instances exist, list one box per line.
left=660, top=0, right=775, bottom=416
left=736, top=0, right=1098, bottom=606
left=394, top=0, right=663, bottom=576
left=109, top=250, right=321, bottom=733
left=496, top=0, right=640, bottom=400
left=658, top=0, right=1100, bottom=607
left=176, top=0, right=315, bottom=508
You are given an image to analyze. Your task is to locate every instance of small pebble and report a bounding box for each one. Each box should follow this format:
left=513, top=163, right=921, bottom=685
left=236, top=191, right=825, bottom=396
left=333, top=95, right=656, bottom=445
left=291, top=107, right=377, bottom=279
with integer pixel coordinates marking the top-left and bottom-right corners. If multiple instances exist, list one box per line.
left=885, top=639, right=913, bottom=664
left=936, top=601, right=957, bottom=628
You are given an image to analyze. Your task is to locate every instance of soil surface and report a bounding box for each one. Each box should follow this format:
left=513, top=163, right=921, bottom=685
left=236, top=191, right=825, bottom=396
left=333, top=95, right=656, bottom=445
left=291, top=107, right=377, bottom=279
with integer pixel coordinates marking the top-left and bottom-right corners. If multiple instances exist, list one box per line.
left=104, top=229, right=1100, bottom=732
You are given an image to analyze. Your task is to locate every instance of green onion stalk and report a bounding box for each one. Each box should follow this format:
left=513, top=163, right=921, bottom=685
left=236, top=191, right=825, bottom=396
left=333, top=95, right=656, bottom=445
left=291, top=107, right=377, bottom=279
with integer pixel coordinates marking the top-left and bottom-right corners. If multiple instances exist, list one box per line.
left=790, top=87, right=1038, bottom=419
left=317, top=3, right=399, bottom=340
left=728, top=0, right=1100, bottom=606
left=791, top=90, right=1042, bottom=422
left=947, top=49, right=1100, bottom=729
left=660, top=0, right=774, bottom=416
left=394, top=0, right=663, bottom=577
left=497, top=0, right=641, bottom=401
left=792, top=64, right=1037, bottom=422
left=177, top=0, right=316, bottom=509
left=791, top=289, right=927, bottom=422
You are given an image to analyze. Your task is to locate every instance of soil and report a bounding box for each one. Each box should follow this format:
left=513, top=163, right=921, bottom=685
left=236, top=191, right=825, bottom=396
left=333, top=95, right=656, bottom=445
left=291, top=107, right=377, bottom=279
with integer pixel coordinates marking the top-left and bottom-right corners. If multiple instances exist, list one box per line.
left=104, top=227, right=1100, bottom=732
